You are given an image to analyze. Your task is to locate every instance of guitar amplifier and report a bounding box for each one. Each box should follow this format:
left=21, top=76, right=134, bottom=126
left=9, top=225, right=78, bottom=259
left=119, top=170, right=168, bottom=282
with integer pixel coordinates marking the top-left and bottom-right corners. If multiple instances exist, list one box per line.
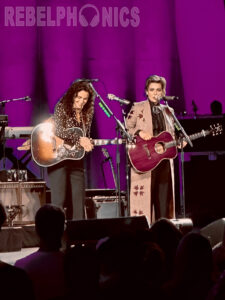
left=85, top=189, right=127, bottom=219
left=0, top=181, right=46, bottom=225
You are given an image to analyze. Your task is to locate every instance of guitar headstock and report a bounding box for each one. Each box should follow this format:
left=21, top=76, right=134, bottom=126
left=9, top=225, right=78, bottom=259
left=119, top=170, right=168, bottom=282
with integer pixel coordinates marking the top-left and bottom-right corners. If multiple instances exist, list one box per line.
left=210, top=123, right=223, bottom=136
left=102, top=147, right=110, bottom=158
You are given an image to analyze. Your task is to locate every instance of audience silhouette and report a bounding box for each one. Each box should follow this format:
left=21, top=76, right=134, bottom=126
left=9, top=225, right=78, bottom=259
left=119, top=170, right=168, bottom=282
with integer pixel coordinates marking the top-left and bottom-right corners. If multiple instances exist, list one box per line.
left=163, top=232, right=213, bottom=300
left=148, top=218, right=183, bottom=281
left=15, top=204, right=66, bottom=300
left=2, top=200, right=225, bottom=300
left=210, top=100, right=223, bottom=115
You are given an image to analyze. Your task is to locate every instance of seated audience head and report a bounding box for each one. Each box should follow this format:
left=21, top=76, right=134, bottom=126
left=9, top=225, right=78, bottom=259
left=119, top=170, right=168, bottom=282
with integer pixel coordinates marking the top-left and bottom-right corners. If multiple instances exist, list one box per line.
left=210, top=100, right=222, bottom=115
left=174, top=232, right=212, bottom=283
left=35, top=204, right=65, bottom=250
left=149, top=218, right=183, bottom=276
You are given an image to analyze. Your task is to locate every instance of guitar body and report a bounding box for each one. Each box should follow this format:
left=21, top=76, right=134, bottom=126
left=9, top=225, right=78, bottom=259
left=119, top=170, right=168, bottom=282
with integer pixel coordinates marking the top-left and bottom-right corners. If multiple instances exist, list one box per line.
left=31, top=122, right=222, bottom=170
left=31, top=123, right=85, bottom=167
left=128, top=131, right=178, bottom=173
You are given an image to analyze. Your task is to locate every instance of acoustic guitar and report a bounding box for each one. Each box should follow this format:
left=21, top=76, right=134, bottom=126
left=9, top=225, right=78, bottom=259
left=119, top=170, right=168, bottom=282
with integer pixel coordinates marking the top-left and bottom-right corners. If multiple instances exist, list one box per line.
left=31, top=123, right=125, bottom=167
left=128, top=124, right=223, bottom=173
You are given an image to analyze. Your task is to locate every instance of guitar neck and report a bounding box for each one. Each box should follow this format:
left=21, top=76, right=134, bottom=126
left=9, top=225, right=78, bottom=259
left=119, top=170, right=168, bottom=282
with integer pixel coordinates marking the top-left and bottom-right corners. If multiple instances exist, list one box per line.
left=93, top=138, right=124, bottom=146
left=189, top=129, right=210, bottom=141
left=166, top=129, right=210, bottom=149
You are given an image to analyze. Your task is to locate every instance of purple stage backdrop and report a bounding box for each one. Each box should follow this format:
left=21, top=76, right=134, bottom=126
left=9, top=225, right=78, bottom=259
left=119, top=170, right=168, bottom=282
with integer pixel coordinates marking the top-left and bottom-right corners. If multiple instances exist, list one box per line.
left=0, top=0, right=224, bottom=190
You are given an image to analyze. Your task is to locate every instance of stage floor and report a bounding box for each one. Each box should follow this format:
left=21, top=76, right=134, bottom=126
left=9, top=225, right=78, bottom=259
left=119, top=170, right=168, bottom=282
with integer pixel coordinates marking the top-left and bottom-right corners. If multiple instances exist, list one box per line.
left=0, top=247, right=38, bottom=265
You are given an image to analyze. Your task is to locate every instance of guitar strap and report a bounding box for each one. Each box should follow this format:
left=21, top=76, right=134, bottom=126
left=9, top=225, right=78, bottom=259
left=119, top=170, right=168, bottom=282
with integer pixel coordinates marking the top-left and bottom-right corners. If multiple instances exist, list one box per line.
left=163, top=107, right=175, bottom=133
left=81, top=113, right=86, bottom=137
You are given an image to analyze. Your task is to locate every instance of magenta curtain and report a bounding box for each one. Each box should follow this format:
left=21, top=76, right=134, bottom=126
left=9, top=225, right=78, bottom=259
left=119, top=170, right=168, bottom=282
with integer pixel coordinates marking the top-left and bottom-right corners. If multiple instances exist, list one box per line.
left=0, top=0, right=224, bottom=188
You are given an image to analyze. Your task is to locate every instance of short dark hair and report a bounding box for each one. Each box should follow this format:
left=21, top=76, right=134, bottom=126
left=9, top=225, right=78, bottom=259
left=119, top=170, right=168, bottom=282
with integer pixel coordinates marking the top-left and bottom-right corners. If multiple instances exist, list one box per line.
left=145, top=75, right=167, bottom=97
left=35, top=204, right=65, bottom=244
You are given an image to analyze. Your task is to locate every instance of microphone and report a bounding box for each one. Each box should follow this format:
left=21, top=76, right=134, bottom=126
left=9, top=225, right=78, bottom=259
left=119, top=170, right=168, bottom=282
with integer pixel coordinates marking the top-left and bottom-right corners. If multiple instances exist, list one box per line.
left=25, top=96, right=31, bottom=101
left=76, top=78, right=99, bottom=82
left=162, top=96, right=179, bottom=101
left=107, top=94, right=130, bottom=105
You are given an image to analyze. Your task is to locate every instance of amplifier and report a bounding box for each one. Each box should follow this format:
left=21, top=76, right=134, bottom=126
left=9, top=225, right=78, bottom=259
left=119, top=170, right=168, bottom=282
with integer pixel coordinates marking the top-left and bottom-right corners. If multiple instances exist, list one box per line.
left=0, top=181, right=46, bottom=225
left=85, top=189, right=127, bottom=219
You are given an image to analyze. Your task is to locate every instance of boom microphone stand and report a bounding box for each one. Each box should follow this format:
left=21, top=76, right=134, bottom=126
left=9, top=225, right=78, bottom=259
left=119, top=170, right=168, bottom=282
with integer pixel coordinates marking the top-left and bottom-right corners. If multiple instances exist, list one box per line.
left=164, top=100, right=193, bottom=218
left=121, top=104, right=131, bottom=217
left=0, top=103, right=8, bottom=169
left=89, top=82, right=133, bottom=217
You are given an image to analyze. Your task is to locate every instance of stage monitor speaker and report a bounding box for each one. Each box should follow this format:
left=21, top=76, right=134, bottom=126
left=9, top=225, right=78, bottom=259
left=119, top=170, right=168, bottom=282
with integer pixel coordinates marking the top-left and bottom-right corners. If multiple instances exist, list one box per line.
left=170, top=218, right=193, bottom=235
left=66, top=215, right=149, bottom=246
left=200, top=218, right=225, bottom=248
left=0, top=181, right=46, bottom=225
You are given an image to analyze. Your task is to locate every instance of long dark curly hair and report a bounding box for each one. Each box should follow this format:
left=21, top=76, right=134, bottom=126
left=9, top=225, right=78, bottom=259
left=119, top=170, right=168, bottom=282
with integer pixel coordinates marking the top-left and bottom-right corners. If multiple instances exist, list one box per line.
left=60, top=80, right=95, bottom=127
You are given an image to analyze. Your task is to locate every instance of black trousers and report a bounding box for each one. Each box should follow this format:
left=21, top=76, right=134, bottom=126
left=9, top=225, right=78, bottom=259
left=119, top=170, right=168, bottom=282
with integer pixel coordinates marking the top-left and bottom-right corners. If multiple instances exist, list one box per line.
left=151, top=159, right=173, bottom=220
left=47, top=160, right=85, bottom=220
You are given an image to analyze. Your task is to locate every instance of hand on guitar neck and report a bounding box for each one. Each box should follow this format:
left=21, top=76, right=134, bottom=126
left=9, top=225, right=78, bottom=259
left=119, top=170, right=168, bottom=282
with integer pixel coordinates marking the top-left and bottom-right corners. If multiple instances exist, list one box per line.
left=177, top=138, right=187, bottom=149
left=80, top=137, right=94, bottom=152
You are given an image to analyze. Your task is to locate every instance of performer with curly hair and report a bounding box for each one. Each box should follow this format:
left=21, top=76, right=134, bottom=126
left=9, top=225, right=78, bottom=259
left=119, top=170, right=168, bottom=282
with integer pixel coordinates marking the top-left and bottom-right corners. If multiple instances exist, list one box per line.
left=47, top=80, right=95, bottom=220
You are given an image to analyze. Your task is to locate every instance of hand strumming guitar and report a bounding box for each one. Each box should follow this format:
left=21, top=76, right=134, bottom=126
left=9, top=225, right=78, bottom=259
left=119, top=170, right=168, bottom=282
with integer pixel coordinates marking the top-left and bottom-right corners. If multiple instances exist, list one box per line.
left=139, top=131, right=164, bottom=154
left=139, top=130, right=152, bottom=140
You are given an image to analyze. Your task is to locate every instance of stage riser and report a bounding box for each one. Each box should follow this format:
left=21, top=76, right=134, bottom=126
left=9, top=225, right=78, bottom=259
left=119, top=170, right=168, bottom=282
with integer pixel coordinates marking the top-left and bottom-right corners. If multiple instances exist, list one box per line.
left=0, top=226, right=39, bottom=252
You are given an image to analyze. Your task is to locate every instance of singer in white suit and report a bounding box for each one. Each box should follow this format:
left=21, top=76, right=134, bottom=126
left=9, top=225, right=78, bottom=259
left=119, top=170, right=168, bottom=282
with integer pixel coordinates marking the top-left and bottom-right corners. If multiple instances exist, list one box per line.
left=126, top=75, right=181, bottom=224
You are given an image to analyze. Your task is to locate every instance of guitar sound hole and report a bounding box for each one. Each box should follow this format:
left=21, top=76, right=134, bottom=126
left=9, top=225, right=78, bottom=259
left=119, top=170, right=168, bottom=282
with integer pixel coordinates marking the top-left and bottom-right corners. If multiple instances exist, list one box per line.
left=155, top=142, right=165, bottom=154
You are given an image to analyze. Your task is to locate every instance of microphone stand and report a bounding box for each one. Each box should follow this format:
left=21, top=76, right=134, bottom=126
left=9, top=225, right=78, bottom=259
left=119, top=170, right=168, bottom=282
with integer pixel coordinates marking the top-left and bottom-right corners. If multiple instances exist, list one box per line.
left=100, top=160, right=108, bottom=188
left=0, top=96, right=30, bottom=170
left=89, top=83, right=133, bottom=217
left=0, top=102, right=8, bottom=169
left=164, top=100, right=193, bottom=219
left=121, top=104, right=130, bottom=217
left=0, top=96, right=30, bottom=105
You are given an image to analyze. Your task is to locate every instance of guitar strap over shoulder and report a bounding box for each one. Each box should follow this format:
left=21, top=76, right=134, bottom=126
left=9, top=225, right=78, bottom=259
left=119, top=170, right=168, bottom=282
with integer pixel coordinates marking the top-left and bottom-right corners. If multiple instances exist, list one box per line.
left=81, top=113, right=86, bottom=137
left=163, top=106, right=174, bottom=133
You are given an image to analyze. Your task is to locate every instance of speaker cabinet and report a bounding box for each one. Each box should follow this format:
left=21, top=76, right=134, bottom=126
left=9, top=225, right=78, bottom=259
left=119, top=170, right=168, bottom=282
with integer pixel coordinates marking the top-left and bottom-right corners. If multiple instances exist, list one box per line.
left=0, top=181, right=46, bottom=225
left=85, top=189, right=127, bottom=219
